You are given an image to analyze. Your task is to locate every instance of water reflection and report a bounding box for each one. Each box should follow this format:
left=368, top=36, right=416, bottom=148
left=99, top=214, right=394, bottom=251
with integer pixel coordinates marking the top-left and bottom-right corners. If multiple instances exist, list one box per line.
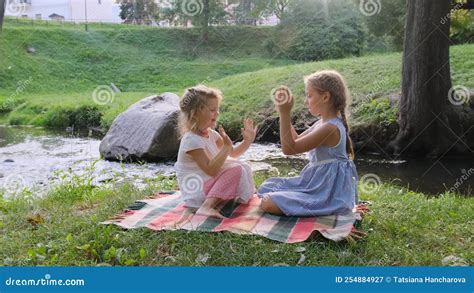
left=1, top=126, right=472, bottom=197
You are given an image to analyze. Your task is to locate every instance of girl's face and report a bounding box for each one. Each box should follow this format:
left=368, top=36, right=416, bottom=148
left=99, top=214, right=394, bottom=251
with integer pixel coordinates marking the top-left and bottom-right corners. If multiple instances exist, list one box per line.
left=196, top=97, right=220, bottom=130
left=304, top=83, right=329, bottom=116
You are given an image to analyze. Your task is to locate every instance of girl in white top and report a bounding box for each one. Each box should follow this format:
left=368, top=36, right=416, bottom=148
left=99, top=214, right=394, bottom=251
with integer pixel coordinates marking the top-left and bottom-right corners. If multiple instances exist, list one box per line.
left=174, top=85, right=257, bottom=218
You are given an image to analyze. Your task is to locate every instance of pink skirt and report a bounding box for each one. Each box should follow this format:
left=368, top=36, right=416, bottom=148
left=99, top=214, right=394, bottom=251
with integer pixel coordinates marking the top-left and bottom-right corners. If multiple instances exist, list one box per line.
left=203, top=162, right=254, bottom=203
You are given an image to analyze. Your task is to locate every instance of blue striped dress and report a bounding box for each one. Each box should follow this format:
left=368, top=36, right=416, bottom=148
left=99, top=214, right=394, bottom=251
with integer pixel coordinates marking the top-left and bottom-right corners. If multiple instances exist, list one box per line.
left=257, top=117, right=358, bottom=216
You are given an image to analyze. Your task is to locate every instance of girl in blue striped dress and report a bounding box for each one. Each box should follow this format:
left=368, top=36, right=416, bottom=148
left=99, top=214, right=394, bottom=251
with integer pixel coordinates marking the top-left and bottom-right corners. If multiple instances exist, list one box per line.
left=258, top=70, right=358, bottom=216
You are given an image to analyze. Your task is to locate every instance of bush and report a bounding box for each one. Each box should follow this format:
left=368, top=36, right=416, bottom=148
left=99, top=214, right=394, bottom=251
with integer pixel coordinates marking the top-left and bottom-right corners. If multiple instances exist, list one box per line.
left=354, top=97, right=398, bottom=126
left=44, top=106, right=102, bottom=129
left=451, top=22, right=474, bottom=44
left=451, top=9, right=474, bottom=44
left=9, top=113, right=31, bottom=125
left=218, top=112, right=244, bottom=140
left=267, top=0, right=367, bottom=61
left=0, top=98, right=25, bottom=113
left=287, top=20, right=366, bottom=61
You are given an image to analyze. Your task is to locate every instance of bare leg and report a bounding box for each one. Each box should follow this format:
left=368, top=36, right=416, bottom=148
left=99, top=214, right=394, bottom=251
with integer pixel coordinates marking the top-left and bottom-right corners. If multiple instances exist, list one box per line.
left=196, top=197, right=225, bottom=219
left=260, top=196, right=284, bottom=216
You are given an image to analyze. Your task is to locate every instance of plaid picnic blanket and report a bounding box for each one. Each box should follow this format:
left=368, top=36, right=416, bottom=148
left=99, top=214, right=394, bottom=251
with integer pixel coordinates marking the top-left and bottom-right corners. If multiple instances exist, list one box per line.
left=102, top=191, right=364, bottom=243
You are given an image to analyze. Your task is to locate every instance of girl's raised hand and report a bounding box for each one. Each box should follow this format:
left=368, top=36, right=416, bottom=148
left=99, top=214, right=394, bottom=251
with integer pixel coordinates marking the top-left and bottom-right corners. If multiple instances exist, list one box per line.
left=241, top=118, right=257, bottom=143
left=273, top=86, right=294, bottom=115
left=218, top=126, right=233, bottom=150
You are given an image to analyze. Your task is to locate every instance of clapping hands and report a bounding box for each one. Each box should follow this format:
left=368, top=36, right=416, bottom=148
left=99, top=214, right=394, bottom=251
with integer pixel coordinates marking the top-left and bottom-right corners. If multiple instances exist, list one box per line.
left=218, top=126, right=233, bottom=150
left=241, top=118, right=257, bottom=144
left=273, top=86, right=294, bottom=115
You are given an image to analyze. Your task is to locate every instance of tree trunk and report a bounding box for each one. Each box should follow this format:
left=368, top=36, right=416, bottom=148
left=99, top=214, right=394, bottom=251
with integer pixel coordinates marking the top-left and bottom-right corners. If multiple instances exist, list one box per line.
left=275, top=0, right=288, bottom=20
left=321, top=0, right=329, bottom=20
left=390, top=0, right=467, bottom=157
left=0, top=0, right=6, bottom=32
left=201, top=0, right=209, bottom=42
left=241, top=0, right=255, bottom=25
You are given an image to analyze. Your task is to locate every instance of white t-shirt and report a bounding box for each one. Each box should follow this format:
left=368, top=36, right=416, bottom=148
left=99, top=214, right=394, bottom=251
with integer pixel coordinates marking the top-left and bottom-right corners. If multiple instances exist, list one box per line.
left=174, top=130, right=221, bottom=208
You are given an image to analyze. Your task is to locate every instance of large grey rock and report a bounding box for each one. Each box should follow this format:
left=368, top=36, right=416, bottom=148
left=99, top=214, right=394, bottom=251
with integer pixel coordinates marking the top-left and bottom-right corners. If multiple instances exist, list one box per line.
left=100, top=93, right=180, bottom=162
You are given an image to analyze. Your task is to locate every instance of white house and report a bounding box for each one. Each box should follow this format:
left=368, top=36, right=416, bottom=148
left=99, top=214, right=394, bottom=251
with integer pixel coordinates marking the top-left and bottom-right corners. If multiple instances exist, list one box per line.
left=5, top=0, right=122, bottom=23
left=5, top=0, right=278, bottom=26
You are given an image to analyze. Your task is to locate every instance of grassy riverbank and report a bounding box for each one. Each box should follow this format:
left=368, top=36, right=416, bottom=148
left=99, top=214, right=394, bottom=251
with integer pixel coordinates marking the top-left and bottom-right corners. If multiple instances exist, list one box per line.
left=1, top=23, right=473, bottom=138
left=0, top=169, right=472, bottom=266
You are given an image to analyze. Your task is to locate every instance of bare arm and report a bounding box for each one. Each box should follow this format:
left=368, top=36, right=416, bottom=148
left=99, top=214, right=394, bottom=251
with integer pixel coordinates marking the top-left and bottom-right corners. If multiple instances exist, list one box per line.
left=229, top=140, right=251, bottom=158
left=187, top=146, right=231, bottom=177
left=280, top=113, right=340, bottom=155
left=291, top=122, right=319, bottom=140
left=188, top=127, right=233, bottom=177
left=216, top=136, right=251, bottom=158
left=290, top=125, right=298, bottom=140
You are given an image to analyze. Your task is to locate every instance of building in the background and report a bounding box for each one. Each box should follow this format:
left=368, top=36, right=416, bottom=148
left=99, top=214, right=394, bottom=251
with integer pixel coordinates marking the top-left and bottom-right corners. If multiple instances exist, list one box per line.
left=257, top=14, right=278, bottom=26
left=5, top=0, right=122, bottom=23
left=5, top=0, right=278, bottom=25
left=156, top=0, right=278, bottom=27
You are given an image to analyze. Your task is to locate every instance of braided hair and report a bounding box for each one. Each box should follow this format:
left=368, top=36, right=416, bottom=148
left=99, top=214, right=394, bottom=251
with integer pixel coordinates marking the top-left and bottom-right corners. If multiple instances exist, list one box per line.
left=304, top=70, right=355, bottom=160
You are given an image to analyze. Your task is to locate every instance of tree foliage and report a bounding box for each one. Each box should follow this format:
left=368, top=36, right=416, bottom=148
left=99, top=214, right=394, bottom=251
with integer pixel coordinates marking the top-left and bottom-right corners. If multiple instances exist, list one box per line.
left=266, top=0, right=367, bottom=61
left=450, top=4, right=474, bottom=44
left=361, top=0, right=406, bottom=51
left=118, top=0, right=160, bottom=25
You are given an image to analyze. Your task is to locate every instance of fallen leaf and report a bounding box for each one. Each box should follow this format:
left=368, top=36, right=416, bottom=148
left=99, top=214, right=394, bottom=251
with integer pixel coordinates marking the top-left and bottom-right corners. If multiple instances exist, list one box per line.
left=27, top=214, right=45, bottom=227
left=442, top=255, right=468, bottom=266
left=196, top=253, right=210, bottom=264
left=229, top=243, right=237, bottom=253
left=156, top=244, right=170, bottom=257
left=273, top=263, right=289, bottom=267
left=297, top=254, right=306, bottom=265
left=295, top=246, right=306, bottom=253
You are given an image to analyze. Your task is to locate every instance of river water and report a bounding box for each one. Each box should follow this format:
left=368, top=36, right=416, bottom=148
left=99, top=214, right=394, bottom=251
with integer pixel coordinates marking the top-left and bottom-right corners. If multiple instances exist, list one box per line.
left=0, top=126, right=472, bottom=198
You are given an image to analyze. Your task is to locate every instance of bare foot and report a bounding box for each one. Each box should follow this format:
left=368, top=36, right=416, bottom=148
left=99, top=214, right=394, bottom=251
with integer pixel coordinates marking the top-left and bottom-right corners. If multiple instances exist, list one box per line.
left=196, top=206, right=225, bottom=219
left=355, top=205, right=371, bottom=214
left=345, top=228, right=367, bottom=243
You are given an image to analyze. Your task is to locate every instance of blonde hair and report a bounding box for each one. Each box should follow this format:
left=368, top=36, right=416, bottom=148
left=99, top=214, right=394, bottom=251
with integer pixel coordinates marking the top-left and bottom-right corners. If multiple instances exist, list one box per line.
left=178, top=84, right=222, bottom=136
left=304, top=70, right=355, bottom=160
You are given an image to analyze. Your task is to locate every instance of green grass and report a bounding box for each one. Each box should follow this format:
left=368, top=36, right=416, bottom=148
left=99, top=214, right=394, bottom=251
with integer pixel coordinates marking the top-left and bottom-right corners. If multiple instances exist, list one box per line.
left=0, top=24, right=286, bottom=95
left=213, top=44, right=474, bottom=129
left=1, top=20, right=474, bottom=135
left=2, top=22, right=473, bottom=134
left=1, top=19, right=472, bottom=267
left=0, top=24, right=298, bottom=130
left=0, top=168, right=472, bottom=266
